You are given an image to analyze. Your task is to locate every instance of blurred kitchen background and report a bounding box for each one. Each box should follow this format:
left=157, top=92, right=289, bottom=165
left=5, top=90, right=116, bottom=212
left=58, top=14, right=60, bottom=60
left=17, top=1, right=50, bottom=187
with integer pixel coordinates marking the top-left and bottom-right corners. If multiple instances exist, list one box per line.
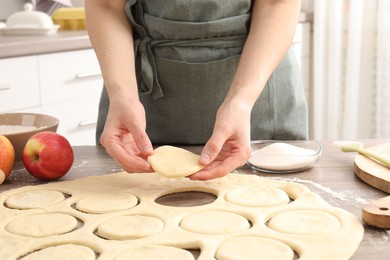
left=0, top=0, right=389, bottom=144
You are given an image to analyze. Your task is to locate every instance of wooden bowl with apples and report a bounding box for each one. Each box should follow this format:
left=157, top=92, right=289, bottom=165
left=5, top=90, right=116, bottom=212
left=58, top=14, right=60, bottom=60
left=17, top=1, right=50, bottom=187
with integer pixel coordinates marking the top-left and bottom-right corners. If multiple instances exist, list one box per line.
left=0, top=112, right=59, bottom=162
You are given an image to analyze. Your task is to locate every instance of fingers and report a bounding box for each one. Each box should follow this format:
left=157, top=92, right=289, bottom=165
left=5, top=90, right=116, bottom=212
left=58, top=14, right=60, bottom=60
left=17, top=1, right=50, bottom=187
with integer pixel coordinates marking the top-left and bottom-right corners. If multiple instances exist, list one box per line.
left=200, top=135, right=224, bottom=165
left=190, top=156, right=243, bottom=181
left=105, top=141, right=153, bottom=173
left=101, top=130, right=153, bottom=173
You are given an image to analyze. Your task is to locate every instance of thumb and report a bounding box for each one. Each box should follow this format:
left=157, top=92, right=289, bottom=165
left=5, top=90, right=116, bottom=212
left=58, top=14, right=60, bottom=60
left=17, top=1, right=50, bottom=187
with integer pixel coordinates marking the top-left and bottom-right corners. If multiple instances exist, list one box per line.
left=200, top=136, right=224, bottom=165
left=132, top=128, right=153, bottom=157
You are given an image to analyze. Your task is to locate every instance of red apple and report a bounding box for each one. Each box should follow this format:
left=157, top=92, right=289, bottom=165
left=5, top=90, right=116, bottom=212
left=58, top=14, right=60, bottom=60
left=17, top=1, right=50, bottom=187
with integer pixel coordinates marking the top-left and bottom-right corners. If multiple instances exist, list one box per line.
left=0, top=135, right=15, bottom=183
left=22, top=131, right=74, bottom=180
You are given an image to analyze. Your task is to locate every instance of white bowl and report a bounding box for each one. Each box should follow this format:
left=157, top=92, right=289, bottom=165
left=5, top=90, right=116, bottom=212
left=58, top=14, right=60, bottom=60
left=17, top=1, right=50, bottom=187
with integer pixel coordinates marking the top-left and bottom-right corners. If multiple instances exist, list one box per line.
left=246, top=140, right=322, bottom=173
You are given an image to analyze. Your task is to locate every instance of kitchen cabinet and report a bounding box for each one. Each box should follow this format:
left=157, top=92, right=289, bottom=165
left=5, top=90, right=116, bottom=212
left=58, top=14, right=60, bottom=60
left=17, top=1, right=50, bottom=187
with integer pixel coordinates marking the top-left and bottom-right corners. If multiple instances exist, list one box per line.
left=0, top=49, right=103, bottom=146
left=0, top=56, right=40, bottom=112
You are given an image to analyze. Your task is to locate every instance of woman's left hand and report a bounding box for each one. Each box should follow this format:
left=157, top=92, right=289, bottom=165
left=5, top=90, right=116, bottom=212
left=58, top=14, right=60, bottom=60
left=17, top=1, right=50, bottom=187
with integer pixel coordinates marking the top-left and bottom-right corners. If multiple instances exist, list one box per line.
left=189, top=100, right=252, bottom=180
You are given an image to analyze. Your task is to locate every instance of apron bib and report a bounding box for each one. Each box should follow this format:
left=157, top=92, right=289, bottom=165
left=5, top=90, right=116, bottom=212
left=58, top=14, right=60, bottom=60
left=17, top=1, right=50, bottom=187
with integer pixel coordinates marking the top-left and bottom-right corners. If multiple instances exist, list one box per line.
left=96, top=0, right=308, bottom=145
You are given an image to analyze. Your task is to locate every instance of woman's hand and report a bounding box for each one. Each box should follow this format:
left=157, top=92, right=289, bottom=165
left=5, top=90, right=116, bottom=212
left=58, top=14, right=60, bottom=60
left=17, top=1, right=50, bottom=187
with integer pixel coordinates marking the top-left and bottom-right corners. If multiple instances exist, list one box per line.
left=190, top=100, right=252, bottom=180
left=100, top=97, right=154, bottom=173
left=190, top=0, right=300, bottom=180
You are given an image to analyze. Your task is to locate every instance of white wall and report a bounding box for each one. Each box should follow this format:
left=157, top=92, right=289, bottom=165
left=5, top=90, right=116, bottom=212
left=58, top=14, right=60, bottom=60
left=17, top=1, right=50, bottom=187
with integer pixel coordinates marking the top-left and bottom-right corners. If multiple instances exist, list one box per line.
left=0, top=0, right=28, bottom=20
left=301, top=0, right=314, bottom=12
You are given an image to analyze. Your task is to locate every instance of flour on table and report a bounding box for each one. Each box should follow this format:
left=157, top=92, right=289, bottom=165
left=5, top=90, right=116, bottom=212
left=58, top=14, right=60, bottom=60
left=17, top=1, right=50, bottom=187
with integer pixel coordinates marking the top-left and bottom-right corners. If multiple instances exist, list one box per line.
left=0, top=172, right=364, bottom=259
left=248, top=142, right=320, bottom=171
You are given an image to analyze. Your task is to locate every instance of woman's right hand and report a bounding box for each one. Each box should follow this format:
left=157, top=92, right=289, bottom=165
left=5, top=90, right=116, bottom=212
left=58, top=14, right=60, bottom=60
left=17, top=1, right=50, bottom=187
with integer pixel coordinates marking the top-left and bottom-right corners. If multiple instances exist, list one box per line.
left=85, top=1, right=152, bottom=172
left=100, top=96, right=154, bottom=173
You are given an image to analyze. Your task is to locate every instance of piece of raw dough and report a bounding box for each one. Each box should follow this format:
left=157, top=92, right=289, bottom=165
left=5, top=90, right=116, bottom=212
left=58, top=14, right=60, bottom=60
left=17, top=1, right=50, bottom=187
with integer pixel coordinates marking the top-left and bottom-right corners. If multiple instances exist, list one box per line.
left=114, top=245, right=194, bottom=260
left=268, top=210, right=341, bottom=234
left=97, top=215, right=164, bottom=240
left=6, top=213, right=77, bottom=238
left=180, top=210, right=250, bottom=234
left=147, top=145, right=204, bottom=178
left=0, top=172, right=364, bottom=259
left=216, top=236, right=294, bottom=260
left=225, top=187, right=290, bottom=207
left=5, top=190, right=65, bottom=209
left=21, top=244, right=95, bottom=260
left=75, top=192, right=138, bottom=214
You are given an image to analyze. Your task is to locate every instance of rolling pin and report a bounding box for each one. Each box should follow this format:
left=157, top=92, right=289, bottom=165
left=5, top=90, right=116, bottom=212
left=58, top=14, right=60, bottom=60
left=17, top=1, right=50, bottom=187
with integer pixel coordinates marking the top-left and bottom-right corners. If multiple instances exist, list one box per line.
left=362, top=196, right=390, bottom=229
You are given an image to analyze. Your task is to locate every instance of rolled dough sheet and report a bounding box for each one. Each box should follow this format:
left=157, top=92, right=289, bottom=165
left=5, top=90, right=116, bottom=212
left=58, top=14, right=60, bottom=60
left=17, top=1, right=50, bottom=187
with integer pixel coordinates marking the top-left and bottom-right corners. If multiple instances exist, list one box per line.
left=0, top=172, right=364, bottom=259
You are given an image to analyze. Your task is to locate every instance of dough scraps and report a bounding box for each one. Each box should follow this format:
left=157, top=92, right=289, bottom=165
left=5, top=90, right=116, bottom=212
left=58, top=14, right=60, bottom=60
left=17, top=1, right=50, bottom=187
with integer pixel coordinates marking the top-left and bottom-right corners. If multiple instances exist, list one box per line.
left=0, top=172, right=364, bottom=259
left=147, top=145, right=204, bottom=178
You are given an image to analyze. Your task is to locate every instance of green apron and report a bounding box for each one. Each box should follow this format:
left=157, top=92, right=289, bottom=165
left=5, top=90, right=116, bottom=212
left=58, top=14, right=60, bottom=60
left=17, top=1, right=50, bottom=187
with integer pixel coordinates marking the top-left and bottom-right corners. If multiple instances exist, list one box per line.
left=96, top=0, right=308, bottom=145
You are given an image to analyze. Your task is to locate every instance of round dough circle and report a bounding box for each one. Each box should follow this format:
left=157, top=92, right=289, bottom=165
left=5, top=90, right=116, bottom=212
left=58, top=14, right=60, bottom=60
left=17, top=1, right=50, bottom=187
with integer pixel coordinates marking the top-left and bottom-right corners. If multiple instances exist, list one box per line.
left=97, top=215, right=164, bottom=240
left=180, top=210, right=250, bottom=234
left=216, top=236, right=294, bottom=260
left=147, top=145, right=204, bottom=178
left=5, top=190, right=65, bottom=209
left=76, top=192, right=138, bottom=214
left=114, top=245, right=194, bottom=260
left=225, top=187, right=290, bottom=207
left=6, top=213, right=78, bottom=237
left=21, top=244, right=95, bottom=260
left=268, top=210, right=341, bottom=235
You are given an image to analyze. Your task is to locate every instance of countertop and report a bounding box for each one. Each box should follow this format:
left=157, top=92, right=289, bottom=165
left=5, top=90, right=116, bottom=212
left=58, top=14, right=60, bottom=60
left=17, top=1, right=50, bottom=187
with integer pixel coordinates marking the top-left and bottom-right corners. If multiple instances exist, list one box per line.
left=1, top=139, right=389, bottom=259
left=0, top=12, right=313, bottom=59
left=0, top=30, right=91, bottom=59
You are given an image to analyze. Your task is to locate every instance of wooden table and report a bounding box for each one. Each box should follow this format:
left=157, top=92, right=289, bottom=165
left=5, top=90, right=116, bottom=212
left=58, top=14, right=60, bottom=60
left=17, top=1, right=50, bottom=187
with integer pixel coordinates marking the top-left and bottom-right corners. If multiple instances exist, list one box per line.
left=1, top=140, right=389, bottom=259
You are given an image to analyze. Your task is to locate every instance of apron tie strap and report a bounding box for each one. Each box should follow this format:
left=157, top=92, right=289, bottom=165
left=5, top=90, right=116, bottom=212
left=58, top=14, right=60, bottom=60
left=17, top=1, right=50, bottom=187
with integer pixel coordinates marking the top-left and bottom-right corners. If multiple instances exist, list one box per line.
left=126, top=0, right=164, bottom=99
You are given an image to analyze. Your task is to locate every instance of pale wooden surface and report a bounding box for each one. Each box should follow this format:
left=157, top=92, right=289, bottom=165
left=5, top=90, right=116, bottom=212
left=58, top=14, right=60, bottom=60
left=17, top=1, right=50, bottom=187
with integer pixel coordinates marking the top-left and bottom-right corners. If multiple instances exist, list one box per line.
left=354, top=142, right=390, bottom=193
left=1, top=140, right=390, bottom=259
left=362, top=196, right=390, bottom=229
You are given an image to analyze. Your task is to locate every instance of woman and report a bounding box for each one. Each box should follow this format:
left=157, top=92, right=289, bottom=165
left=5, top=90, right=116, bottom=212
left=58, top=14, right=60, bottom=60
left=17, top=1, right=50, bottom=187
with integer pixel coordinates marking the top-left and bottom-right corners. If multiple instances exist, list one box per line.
left=85, top=0, right=307, bottom=180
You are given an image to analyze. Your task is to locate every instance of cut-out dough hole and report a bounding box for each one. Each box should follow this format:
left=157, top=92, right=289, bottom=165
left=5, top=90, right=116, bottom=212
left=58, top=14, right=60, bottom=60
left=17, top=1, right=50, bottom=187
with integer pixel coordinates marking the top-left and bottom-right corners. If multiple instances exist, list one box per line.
left=216, top=236, right=295, bottom=260
left=379, top=207, right=389, bottom=211
left=187, top=248, right=201, bottom=259
left=156, top=191, right=217, bottom=207
left=268, top=210, right=341, bottom=235
left=5, top=190, right=66, bottom=209
left=19, top=244, right=96, bottom=260
left=96, top=215, right=164, bottom=240
left=180, top=210, right=251, bottom=234
left=6, top=213, right=79, bottom=238
left=114, top=245, right=194, bottom=260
